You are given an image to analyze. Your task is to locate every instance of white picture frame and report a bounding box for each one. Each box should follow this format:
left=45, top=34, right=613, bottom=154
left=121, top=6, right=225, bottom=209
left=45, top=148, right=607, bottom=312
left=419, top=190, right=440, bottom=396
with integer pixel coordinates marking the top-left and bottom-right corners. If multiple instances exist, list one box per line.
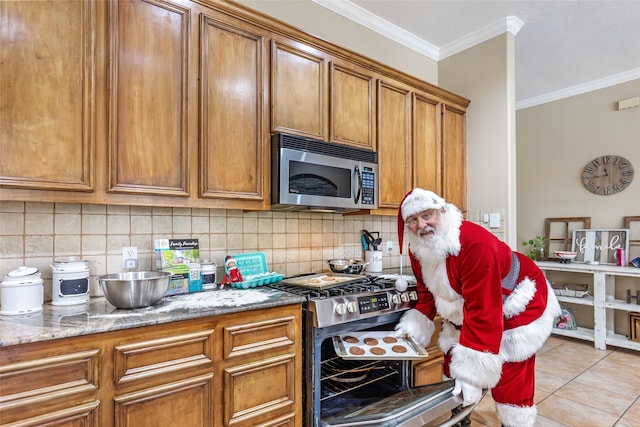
left=571, top=229, right=630, bottom=264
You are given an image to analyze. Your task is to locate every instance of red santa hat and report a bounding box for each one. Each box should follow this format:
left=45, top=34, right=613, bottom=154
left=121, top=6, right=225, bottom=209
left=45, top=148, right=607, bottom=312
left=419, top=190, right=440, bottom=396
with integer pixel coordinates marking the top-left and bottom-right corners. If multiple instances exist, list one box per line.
left=397, top=188, right=446, bottom=254
left=224, top=255, right=234, bottom=267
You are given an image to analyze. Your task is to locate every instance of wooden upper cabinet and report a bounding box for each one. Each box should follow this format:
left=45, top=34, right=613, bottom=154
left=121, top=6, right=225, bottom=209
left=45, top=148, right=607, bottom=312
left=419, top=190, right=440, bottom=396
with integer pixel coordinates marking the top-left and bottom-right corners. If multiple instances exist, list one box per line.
left=108, top=0, right=190, bottom=197
left=329, top=61, right=375, bottom=150
left=376, top=79, right=412, bottom=210
left=0, top=0, right=96, bottom=192
left=198, top=12, right=269, bottom=204
left=271, top=39, right=327, bottom=140
left=412, top=93, right=441, bottom=195
left=441, top=104, right=467, bottom=211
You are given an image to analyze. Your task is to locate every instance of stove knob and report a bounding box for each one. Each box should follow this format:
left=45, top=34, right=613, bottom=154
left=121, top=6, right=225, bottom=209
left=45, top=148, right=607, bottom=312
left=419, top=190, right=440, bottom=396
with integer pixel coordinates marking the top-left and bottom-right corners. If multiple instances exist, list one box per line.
left=401, top=292, right=410, bottom=302
left=335, top=303, right=347, bottom=316
left=391, top=294, right=402, bottom=305
left=346, top=301, right=358, bottom=313
left=409, top=290, right=418, bottom=300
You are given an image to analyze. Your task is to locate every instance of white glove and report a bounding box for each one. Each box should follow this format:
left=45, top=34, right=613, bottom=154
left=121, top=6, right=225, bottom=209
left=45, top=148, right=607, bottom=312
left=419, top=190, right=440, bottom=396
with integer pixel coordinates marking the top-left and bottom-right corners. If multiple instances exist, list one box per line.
left=394, top=309, right=434, bottom=348
left=452, top=378, right=483, bottom=407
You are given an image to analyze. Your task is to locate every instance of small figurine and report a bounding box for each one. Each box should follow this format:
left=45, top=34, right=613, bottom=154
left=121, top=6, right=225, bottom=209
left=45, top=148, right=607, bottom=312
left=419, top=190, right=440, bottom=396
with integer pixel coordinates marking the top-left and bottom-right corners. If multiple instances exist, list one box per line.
left=221, top=255, right=243, bottom=288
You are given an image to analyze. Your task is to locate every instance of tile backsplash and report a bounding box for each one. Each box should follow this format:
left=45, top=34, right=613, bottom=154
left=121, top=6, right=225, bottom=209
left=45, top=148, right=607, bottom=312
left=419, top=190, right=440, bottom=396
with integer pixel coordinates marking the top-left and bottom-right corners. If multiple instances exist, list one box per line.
left=0, top=201, right=505, bottom=302
left=0, top=202, right=402, bottom=301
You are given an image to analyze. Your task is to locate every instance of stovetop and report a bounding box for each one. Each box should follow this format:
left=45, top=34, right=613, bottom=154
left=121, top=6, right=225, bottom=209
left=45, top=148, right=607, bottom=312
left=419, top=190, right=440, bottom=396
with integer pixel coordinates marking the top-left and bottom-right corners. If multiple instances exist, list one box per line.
left=267, top=275, right=418, bottom=328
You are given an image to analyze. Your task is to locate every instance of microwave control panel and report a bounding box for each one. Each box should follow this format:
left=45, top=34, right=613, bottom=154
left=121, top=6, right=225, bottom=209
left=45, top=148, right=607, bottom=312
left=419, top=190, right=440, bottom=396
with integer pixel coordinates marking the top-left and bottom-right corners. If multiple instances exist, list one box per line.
left=361, top=167, right=376, bottom=205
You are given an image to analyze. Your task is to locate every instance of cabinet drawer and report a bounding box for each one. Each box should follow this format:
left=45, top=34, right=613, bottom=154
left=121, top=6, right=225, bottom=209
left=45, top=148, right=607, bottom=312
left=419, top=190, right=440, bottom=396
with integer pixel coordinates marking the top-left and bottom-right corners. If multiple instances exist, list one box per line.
left=114, top=329, right=214, bottom=384
left=0, top=349, right=100, bottom=421
left=223, top=316, right=296, bottom=359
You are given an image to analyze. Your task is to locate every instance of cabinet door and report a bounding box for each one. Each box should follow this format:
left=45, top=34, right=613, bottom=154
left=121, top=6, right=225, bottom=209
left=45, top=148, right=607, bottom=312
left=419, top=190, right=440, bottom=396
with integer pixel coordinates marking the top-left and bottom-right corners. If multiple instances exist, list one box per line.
left=271, top=39, right=327, bottom=140
left=108, top=0, right=190, bottom=196
left=441, top=104, right=467, bottom=211
left=0, top=0, right=96, bottom=192
left=412, top=94, right=441, bottom=193
left=199, top=12, right=269, bottom=204
left=329, top=61, right=375, bottom=149
left=376, top=79, right=412, bottom=209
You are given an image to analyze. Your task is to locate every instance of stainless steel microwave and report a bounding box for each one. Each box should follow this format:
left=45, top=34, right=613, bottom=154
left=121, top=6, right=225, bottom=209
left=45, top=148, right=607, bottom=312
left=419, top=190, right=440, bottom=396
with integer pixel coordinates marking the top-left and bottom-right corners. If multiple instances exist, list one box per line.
left=271, top=133, right=378, bottom=212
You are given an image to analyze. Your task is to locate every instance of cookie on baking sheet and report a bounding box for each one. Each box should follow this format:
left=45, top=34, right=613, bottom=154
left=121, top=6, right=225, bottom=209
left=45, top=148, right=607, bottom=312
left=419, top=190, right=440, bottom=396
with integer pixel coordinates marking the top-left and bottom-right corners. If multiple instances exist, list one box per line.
left=342, top=335, right=359, bottom=344
left=370, top=347, right=386, bottom=355
left=391, top=345, right=408, bottom=353
left=349, top=346, right=365, bottom=356
left=363, top=337, right=379, bottom=346
left=382, top=336, right=398, bottom=344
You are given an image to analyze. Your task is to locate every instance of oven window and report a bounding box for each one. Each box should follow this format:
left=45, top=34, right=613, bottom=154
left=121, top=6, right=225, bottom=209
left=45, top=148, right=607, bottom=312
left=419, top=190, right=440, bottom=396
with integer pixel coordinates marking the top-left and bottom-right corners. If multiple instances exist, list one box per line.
left=289, top=160, right=351, bottom=198
left=319, top=336, right=403, bottom=419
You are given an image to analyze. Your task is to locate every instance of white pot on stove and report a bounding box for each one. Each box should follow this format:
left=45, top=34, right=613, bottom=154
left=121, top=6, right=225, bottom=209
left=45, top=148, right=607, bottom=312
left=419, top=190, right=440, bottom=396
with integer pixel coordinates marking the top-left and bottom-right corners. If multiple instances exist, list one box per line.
left=1, top=266, right=44, bottom=315
left=50, top=258, right=90, bottom=306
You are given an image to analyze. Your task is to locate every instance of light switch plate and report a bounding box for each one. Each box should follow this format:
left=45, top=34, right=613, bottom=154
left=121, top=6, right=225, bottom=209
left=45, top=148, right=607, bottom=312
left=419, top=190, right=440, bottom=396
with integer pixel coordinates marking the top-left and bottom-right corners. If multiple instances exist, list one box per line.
left=489, top=213, right=500, bottom=228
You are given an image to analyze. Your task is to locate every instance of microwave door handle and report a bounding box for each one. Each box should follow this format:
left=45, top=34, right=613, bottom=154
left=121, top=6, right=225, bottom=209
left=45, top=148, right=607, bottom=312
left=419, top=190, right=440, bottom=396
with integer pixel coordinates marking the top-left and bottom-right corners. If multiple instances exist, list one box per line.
left=353, top=165, right=362, bottom=204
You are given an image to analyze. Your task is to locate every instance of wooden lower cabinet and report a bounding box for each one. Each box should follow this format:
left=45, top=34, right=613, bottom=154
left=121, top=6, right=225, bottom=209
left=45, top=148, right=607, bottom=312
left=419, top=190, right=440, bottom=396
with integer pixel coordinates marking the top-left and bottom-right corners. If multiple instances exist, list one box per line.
left=0, top=304, right=302, bottom=427
left=412, top=316, right=444, bottom=387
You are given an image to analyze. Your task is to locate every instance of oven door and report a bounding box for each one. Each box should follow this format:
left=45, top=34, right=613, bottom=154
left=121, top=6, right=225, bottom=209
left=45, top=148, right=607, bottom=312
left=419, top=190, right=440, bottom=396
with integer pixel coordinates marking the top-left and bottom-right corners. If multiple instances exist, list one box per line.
left=321, top=380, right=481, bottom=427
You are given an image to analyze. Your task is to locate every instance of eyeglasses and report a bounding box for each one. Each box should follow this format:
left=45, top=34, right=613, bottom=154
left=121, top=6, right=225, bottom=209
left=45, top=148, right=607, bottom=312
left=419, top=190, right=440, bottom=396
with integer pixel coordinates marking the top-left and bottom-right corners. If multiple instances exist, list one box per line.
left=406, top=210, right=438, bottom=227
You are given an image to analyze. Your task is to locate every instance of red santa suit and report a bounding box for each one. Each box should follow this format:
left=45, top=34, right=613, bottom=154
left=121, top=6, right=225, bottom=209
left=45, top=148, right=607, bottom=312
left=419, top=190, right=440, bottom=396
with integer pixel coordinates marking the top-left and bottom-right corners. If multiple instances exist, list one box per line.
left=394, top=189, right=561, bottom=427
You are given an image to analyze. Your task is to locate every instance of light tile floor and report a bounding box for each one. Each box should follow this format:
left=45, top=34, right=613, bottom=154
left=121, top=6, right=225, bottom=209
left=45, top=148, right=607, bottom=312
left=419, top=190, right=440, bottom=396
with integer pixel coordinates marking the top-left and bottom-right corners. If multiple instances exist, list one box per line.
left=470, top=336, right=640, bottom=427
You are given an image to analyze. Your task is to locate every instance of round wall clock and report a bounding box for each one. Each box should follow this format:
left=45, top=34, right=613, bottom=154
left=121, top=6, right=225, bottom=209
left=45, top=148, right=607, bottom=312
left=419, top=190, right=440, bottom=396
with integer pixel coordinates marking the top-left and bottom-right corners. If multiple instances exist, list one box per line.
left=582, top=154, right=634, bottom=195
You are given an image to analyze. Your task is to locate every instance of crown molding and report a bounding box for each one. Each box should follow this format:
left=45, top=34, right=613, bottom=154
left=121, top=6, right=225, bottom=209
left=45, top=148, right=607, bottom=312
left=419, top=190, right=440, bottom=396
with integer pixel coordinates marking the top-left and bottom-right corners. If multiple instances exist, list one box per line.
left=516, top=68, right=640, bottom=110
left=312, top=0, right=439, bottom=59
left=439, top=16, right=523, bottom=59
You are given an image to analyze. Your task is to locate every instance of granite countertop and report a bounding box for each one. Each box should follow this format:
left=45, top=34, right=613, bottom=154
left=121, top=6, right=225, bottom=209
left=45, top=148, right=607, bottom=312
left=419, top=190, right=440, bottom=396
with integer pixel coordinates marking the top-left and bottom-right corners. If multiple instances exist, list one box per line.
left=0, top=287, right=305, bottom=347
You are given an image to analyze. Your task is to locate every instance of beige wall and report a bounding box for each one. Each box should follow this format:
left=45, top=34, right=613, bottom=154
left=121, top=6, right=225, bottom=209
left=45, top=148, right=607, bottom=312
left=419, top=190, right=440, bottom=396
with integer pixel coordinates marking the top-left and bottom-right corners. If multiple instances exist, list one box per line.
left=516, top=79, right=640, bottom=258
left=439, top=33, right=517, bottom=246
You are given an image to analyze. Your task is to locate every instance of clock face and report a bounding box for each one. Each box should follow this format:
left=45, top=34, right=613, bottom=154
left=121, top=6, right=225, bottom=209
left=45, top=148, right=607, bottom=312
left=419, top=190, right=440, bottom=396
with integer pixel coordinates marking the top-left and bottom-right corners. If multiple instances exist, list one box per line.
left=582, top=155, right=634, bottom=195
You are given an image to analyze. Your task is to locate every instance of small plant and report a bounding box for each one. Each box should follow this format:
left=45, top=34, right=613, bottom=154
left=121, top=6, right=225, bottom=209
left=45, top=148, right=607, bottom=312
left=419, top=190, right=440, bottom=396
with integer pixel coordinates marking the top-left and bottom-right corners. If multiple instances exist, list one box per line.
left=522, top=236, right=546, bottom=261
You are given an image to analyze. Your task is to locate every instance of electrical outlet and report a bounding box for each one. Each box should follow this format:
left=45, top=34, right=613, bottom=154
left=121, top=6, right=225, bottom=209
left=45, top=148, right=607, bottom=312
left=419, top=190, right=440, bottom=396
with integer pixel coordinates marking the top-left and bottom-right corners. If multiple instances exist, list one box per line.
left=122, top=246, right=138, bottom=269
left=386, top=241, right=393, bottom=254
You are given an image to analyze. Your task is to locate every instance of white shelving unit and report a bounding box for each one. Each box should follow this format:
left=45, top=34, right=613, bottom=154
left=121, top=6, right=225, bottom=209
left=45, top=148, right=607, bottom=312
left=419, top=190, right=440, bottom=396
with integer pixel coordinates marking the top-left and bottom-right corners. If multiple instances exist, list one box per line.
left=536, top=261, right=640, bottom=351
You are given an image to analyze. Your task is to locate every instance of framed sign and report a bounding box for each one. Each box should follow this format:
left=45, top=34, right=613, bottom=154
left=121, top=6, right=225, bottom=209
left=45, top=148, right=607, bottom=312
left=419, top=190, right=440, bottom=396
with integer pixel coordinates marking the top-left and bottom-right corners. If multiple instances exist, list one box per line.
left=571, top=229, right=629, bottom=264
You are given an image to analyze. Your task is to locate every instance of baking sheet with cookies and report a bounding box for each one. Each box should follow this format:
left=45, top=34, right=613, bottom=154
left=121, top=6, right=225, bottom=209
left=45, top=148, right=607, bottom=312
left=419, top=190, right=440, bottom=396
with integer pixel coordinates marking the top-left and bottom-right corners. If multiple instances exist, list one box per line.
left=332, top=331, right=429, bottom=360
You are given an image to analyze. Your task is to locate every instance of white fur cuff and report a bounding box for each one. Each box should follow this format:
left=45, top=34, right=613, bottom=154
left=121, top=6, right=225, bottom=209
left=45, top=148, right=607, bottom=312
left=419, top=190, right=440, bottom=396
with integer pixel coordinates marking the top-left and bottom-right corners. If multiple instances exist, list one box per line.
left=495, top=403, right=537, bottom=427
left=449, top=344, right=502, bottom=389
left=394, top=309, right=435, bottom=348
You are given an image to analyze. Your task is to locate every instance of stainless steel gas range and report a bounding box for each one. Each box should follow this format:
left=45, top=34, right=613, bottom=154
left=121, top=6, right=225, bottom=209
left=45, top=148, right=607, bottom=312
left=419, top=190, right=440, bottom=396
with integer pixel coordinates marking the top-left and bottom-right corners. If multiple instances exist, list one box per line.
left=267, top=274, right=477, bottom=427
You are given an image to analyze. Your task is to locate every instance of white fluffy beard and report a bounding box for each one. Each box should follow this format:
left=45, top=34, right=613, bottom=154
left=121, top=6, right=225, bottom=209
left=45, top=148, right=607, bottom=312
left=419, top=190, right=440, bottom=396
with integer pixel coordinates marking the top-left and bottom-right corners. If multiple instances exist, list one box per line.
left=407, top=204, right=463, bottom=262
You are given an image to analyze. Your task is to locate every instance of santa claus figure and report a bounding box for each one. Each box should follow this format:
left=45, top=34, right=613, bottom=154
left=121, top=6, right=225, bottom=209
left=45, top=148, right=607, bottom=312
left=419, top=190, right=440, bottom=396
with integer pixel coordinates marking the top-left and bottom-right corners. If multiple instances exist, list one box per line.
left=221, top=255, right=243, bottom=287
left=394, top=188, right=561, bottom=427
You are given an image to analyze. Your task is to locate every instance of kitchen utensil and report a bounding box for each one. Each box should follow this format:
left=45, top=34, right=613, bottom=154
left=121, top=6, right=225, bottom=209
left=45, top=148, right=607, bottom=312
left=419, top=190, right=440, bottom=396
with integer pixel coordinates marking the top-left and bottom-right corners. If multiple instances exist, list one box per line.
left=362, top=230, right=374, bottom=247
left=361, top=234, right=369, bottom=251
left=327, top=259, right=368, bottom=275
left=1, top=266, right=43, bottom=315
left=98, top=271, right=171, bottom=309
left=371, top=237, right=382, bottom=250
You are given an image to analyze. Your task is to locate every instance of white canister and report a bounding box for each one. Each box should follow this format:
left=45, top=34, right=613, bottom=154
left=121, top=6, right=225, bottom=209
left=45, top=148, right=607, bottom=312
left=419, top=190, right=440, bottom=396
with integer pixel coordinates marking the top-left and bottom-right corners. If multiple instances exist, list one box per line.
left=365, top=250, right=383, bottom=273
left=1, top=266, right=44, bottom=315
left=201, top=261, right=217, bottom=290
left=50, top=258, right=90, bottom=306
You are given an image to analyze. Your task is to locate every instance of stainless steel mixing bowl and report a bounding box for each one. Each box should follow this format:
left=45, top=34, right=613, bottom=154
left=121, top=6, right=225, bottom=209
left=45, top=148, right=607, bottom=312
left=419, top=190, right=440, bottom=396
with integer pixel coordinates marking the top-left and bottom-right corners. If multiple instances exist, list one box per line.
left=98, top=271, right=172, bottom=309
left=327, top=259, right=368, bottom=274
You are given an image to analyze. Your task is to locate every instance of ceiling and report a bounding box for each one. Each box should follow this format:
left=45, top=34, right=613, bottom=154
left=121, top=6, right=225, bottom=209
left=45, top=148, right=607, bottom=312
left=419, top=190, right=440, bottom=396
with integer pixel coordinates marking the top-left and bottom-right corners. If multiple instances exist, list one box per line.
left=313, top=0, right=640, bottom=109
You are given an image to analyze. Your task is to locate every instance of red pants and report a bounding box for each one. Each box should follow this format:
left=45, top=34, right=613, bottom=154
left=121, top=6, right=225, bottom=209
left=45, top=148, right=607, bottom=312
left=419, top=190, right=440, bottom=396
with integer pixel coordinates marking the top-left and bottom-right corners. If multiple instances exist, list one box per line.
left=491, top=356, right=536, bottom=407
left=444, top=353, right=536, bottom=407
